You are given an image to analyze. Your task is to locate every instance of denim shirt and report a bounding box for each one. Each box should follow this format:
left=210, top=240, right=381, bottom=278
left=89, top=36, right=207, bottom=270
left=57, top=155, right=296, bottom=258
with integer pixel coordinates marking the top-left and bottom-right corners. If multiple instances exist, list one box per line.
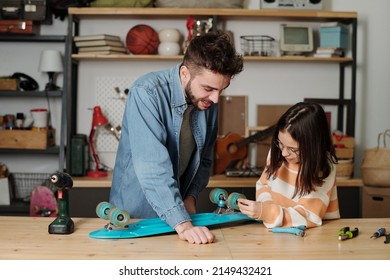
left=109, top=64, right=218, bottom=229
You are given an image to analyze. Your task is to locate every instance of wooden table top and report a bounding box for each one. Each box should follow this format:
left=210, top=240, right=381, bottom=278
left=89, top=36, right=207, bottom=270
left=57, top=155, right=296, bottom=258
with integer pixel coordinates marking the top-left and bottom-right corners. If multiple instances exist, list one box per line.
left=1, top=216, right=389, bottom=260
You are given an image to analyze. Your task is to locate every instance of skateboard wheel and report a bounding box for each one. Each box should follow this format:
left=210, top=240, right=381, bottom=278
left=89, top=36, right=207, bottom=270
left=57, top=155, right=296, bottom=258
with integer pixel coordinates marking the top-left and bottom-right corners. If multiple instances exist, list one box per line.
left=209, top=188, right=228, bottom=204
left=227, top=192, right=246, bottom=210
left=109, top=207, right=130, bottom=227
left=96, top=201, right=112, bottom=220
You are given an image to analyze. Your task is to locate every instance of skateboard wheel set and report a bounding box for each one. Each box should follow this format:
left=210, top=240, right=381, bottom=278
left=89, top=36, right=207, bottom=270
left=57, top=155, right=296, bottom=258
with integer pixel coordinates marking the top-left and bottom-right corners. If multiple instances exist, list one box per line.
left=209, top=188, right=246, bottom=210
left=96, top=201, right=131, bottom=228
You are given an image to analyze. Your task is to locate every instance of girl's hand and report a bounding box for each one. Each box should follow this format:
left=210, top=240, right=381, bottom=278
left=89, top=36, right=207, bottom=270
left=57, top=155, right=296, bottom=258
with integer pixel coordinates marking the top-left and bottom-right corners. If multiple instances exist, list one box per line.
left=237, top=198, right=263, bottom=220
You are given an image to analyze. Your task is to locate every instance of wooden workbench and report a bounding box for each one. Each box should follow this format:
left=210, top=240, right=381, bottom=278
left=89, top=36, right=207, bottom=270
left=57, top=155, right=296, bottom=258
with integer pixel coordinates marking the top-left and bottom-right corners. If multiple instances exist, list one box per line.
left=0, top=216, right=389, bottom=260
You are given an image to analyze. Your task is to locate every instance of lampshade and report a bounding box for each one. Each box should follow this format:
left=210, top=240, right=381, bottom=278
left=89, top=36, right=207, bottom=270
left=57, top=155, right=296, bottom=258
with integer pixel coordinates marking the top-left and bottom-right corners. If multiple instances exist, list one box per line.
left=38, top=50, right=63, bottom=73
left=91, top=106, right=108, bottom=127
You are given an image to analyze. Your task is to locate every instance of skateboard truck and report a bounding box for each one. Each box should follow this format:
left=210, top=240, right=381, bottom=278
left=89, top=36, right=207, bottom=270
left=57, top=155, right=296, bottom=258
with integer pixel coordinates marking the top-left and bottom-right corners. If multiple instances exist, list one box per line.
left=48, top=172, right=74, bottom=234
left=214, top=196, right=233, bottom=215
left=209, top=188, right=245, bottom=215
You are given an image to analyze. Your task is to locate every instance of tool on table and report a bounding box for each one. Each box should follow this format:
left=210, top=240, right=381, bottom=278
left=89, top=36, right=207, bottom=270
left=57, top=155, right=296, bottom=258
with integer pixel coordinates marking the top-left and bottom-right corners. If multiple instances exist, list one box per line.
left=384, top=234, right=390, bottom=244
left=370, top=227, right=386, bottom=239
left=48, top=172, right=74, bottom=234
left=271, top=225, right=306, bottom=237
left=338, top=226, right=359, bottom=240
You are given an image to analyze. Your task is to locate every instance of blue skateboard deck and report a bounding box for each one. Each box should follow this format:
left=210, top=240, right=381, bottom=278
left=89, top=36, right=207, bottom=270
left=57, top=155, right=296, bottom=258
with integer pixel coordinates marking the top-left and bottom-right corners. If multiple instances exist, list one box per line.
left=89, top=212, right=257, bottom=239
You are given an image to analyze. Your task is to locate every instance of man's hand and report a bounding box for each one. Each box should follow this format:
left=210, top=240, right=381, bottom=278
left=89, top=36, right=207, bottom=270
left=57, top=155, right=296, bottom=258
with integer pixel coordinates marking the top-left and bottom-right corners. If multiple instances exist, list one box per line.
left=175, top=221, right=215, bottom=244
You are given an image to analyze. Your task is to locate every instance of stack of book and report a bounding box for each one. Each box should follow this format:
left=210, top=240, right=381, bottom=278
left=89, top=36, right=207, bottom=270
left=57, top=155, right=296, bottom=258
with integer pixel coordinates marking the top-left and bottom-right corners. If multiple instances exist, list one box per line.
left=314, top=47, right=345, bottom=58
left=74, top=34, right=127, bottom=55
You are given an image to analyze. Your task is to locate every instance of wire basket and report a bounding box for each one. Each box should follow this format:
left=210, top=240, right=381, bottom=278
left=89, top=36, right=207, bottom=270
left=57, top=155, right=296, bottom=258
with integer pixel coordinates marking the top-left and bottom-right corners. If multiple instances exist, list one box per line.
left=240, top=35, right=276, bottom=56
left=9, top=172, right=52, bottom=201
left=336, top=160, right=354, bottom=179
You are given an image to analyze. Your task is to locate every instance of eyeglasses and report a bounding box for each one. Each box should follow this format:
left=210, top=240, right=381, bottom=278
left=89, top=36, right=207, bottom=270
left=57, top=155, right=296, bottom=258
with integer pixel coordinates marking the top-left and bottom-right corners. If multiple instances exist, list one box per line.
left=273, top=139, right=300, bottom=156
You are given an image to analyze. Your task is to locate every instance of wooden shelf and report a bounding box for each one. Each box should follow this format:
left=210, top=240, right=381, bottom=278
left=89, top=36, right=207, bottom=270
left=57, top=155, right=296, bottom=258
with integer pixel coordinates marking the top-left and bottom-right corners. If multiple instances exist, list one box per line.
left=208, top=175, right=363, bottom=188
left=72, top=53, right=353, bottom=63
left=72, top=172, right=363, bottom=188
left=69, top=7, right=357, bottom=21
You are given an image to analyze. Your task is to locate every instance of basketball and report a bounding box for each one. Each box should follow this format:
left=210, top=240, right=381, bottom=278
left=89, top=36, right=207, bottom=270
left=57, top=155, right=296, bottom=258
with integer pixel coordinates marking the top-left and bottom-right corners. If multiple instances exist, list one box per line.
left=126, top=24, right=160, bottom=55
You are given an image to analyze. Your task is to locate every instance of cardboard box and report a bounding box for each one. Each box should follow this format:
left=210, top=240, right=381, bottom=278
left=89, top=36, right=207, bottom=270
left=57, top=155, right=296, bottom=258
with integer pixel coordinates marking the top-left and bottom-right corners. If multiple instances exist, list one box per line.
left=255, top=105, right=291, bottom=166
left=320, top=26, right=349, bottom=49
left=0, top=78, right=18, bottom=90
left=257, top=105, right=291, bottom=127
left=0, top=178, right=11, bottom=205
left=362, top=186, right=390, bottom=218
left=0, top=129, right=55, bottom=150
left=333, top=135, right=354, bottom=159
left=218, top=95, right=247, bottom=136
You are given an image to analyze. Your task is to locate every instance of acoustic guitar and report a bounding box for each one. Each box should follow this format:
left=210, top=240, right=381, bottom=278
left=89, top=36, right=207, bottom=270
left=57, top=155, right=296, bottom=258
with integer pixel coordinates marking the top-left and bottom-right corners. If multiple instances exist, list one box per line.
left=214, top=125, right=275, bottom=174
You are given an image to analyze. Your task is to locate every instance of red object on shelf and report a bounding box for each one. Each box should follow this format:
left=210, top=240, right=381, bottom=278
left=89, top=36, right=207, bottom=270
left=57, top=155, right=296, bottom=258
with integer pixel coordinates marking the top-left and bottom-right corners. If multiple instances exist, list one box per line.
left=87, top=106, right=108, bottom=178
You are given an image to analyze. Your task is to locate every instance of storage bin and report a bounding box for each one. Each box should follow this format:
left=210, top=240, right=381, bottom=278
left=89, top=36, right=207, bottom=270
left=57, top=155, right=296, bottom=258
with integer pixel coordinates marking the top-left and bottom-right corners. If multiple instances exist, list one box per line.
left=0, top=129, right=55, bottom=149
left=9, top=172, right=52, bottom=201
left=320, top=26, right=348, bottom=49
left=362, top=186, right=390, bottom=218
left=336, top=159, right=353, bottom=179
left=0, top=78, right=17, bottom=90
left=240, top=35, right=276, bottom=56
left=333, top=135, right=354, bottom=159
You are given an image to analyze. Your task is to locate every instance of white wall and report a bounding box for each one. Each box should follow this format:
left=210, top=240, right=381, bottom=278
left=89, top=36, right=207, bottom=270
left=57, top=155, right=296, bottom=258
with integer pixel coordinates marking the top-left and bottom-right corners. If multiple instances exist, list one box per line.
left=1, top=0, right=389, bottom=177
left=330, top=0, right=390, bottom=176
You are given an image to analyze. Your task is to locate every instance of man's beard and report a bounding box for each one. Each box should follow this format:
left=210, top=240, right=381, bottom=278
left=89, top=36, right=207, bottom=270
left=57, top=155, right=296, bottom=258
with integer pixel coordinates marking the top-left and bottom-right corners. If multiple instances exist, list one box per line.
left=184, top=80, right=214, bottom=111
left=184, top=81, right=194, bottom=105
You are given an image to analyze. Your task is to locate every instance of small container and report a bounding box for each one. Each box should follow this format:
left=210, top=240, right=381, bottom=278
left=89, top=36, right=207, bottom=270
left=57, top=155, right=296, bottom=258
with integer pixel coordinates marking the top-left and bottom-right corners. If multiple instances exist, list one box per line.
left=4, top=114, right=15, bottom=130
left=240, top=35, right=276, bottom=56
left=31, top=108, right=48, bottom=128
left=16, top=112, right=25, bottom=129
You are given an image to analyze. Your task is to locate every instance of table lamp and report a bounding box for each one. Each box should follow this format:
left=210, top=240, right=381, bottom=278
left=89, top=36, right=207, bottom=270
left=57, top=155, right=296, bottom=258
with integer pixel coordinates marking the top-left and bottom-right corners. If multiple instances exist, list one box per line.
left=87, top=106, right=109, bottom=178
left=38, top=50, right=63, bottom=91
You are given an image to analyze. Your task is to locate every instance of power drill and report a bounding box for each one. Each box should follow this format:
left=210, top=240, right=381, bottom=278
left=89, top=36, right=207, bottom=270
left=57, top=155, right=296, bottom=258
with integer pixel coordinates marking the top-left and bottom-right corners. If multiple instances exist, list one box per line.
left=48, top=172, right=74, bottom=234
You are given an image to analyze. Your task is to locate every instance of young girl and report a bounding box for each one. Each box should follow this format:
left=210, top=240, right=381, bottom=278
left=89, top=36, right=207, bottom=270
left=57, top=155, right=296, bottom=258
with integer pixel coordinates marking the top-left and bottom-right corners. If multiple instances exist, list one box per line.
left=238, top=102, right=340, bottom=228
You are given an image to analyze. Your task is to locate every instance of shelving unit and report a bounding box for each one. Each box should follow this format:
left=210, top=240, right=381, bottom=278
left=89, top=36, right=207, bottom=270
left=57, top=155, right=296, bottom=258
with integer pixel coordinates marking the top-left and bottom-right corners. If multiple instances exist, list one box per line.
left=0, top=34, right=69, bottom=167
left=55, top=8, right=362, bottom=216
left=0, top=34, right=70, bottom=214
left=67, top=7, right=357, bottom=137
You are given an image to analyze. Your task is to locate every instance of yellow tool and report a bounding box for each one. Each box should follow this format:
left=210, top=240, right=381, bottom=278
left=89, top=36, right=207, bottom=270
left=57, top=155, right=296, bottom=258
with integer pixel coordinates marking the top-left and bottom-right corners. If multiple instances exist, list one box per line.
left=338, top=226, right=359, bottom=240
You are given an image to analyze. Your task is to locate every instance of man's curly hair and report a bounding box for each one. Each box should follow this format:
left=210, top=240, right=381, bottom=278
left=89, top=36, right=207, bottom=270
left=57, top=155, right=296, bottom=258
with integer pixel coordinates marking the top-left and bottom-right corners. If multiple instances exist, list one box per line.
left=183, top=31, right=244, bottom=78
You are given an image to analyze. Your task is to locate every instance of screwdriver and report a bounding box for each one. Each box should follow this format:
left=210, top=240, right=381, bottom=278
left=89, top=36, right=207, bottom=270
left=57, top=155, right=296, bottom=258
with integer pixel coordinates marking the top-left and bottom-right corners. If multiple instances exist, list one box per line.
left=370, top=227, right=386, bottom=239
